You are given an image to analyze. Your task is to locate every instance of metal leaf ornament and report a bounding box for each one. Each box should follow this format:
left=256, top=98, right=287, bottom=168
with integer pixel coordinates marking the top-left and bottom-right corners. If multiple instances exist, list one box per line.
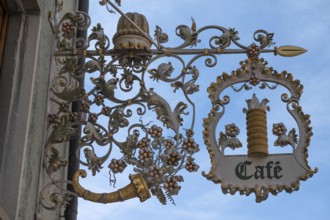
left=48, top=116, right=77, bottom=144
left=141, top=89, right=188, bottom=132
left=52, top=77, right=85, bottom=102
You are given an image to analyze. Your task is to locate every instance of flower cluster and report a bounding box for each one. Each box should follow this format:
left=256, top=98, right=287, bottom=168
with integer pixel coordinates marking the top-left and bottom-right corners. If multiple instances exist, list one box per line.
left=105, top=124, right=200, bottom=205
left=108, top=159, right=127, bottom=174
left=94, top=95, right=104, bottom=106
left=88, top=113, right=98, bottom=123
left=272, top=123, right=287, bottom=136
left=164, top=139, right=175, bottom=150
left=80, top=102, right=90, bottom=112
left=149, top=165, right=164, bottom=179
left=182, top=137, right=199, bottom=154
left=247, top=43, right=261, bottom=59
left=139, top=147, right=153, bottom=161
left=164, top=176, right=183, bottom=195
left=185, top=158, right=199, bottom=172
left=166, top=152, right=182, bottom=166
left=225, top=123, right=240, bottom=137
left=61, top=21, right=75, bottom=38
left=58, top=103, right=69, bottom=113
left=69, top=112, right=78, bottom=122
left=148, top=125, right=163, bottom=138
left=249, top=74, right=260, bottom=86
left=185, top=129, right=194, bottom=137
left=48, top=114, right=59, bottom=124
left=101, top=106, right=111, bottom=116
left=137, top=137, right=151, bottom=148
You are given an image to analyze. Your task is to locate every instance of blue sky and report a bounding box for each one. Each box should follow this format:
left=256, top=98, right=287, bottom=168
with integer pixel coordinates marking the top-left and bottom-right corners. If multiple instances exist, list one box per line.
left=77, top=1, right=330, bottom=219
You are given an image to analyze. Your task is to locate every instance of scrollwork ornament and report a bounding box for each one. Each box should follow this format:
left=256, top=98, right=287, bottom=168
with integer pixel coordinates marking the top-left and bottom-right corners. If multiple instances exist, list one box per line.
left=175, top=18, right=200, bottom=48
left=99, top=0, right=122, bottom=14
left=51, top=76, right=86, bottom=102
left=211, top=27, right=239, bottom=49
left=88, top=23, right=111, bottom=50
left=253, top=29, right=275, bottom=48
left=44, top=1, right=315, bottom=212
left=41, top=192, right=71, bottom=211
left=56, top=57, right=79, bottom=77
left=39, top=181, right=74, bottom=212
left=155, top=25, right=169, bottom=45
left=47, top=147, right=68, bottom=175
left=48, top=116, right=77, bottom=144
left=148, top=62, right=174, bottom=82
left=56, top=12, right=91, bottom=50
left=81, top=122, right=109, bottom=145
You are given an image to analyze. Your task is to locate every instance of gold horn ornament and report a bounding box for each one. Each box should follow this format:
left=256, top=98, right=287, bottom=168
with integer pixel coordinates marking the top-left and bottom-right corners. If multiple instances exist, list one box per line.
left=72, top=170, right=151, bottom=203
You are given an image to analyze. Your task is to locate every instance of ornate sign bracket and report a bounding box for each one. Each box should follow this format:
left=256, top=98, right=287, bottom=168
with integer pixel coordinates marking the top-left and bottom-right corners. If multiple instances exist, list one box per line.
left=39, top=0, right=317, bottom=214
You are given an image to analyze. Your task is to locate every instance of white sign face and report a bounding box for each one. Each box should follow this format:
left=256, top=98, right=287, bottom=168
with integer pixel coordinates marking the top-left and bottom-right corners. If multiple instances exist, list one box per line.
left=203, top=58, right=317, bottom=202
left=211, top=155, right=309, bottom=201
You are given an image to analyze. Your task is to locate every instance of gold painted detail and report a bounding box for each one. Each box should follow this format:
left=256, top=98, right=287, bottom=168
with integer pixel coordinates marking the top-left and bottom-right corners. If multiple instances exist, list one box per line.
left=207, top=58, right=304, bottom=102
left=220, top=180, right=301, bottom=203
left=244, top=95, right=269, bottom=157
left=202, top=117, right=216, bottom=168
left=73, top=170, right=151, bottom=203
left=275, top=45, right=307, bottom=57
left=289, top=103, right=316, bottom=174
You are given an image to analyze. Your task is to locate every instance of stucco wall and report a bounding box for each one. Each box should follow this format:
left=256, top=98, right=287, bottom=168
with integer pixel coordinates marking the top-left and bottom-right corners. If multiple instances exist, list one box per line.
left=0, top=0, right=77, bottom=219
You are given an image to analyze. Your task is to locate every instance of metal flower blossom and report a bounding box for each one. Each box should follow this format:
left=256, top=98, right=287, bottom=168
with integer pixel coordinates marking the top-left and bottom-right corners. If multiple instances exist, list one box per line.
left=273, top=123, right=297, bottom=150
left=219, top=123, right=242, bottom=153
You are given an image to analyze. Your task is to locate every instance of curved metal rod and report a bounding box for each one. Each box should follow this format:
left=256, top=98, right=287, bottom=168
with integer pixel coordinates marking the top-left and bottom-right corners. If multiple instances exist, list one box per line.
left=72, top=170, right=151, bottom=203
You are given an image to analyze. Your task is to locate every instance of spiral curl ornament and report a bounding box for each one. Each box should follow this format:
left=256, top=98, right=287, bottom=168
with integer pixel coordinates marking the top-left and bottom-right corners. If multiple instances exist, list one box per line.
left=281, top=93, right=289, bottom=102
left=205, top=55, right=217, bottom=68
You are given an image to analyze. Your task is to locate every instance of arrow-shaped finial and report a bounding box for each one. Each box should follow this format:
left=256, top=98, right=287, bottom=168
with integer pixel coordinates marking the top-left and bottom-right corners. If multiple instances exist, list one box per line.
left=274, top=45, right=307, bottom=57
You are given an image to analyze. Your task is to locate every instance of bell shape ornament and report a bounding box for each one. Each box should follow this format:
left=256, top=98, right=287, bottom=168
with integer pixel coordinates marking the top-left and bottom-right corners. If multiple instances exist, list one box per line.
left=113, top=12, right=151, bottom=51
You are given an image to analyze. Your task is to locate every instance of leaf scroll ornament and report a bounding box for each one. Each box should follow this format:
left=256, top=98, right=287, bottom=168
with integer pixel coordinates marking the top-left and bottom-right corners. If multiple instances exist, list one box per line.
left=215, top=28, right=239, bottom=49
left=81, top=122, right=108, bottom=146
left=148, top=62, right=174, bottom=81
left=154, top=25, right=169, bottom=44
left=48, top=116, right=77, bottom=144
left=47, top=147, right=68, bottom=175
left=91, top=77, right=118, bottom=100
left=141, top=89, right=188, bottom=132
left=51, top=76, right=85, bottom=102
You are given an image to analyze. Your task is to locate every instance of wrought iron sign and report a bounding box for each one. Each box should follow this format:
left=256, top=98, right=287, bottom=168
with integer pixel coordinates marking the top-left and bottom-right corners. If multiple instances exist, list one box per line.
left=40, top=0, right=317, bottom=213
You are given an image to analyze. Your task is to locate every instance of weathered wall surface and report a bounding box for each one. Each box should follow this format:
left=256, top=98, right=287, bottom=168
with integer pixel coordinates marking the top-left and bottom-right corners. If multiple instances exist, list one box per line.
left=0, top=1, right=77, bottom=219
